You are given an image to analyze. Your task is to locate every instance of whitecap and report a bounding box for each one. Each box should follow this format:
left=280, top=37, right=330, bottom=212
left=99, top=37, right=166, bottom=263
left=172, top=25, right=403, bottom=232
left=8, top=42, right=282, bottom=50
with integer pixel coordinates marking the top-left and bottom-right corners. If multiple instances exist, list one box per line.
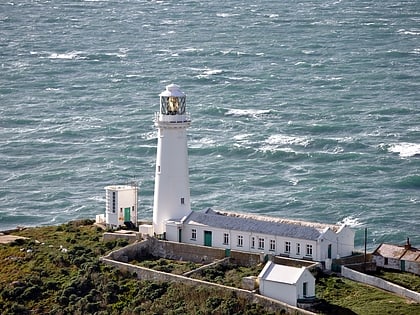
left=196, top=69, right=223, bottom=79
left=49, top=52, right=84, bottom=60
left=337, top=216, right=362, bottom=228
left=266, top=134, right=311, bottom=147
left=397, top=29, right=420, bottom=36
left=189, top=137, right=216, bottom=148
left=388, top=142, right=420, bottom=158
left=225, top=108, right=271, bottom=117
left=216, top=13, right=238, bottom=18
left=233, top=134, right=252, bottom=141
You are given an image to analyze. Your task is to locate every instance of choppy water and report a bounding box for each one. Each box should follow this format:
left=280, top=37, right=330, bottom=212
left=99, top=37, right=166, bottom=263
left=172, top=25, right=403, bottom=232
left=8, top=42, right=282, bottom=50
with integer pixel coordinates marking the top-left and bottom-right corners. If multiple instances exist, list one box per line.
left=1, top=0, right=419, bottom=249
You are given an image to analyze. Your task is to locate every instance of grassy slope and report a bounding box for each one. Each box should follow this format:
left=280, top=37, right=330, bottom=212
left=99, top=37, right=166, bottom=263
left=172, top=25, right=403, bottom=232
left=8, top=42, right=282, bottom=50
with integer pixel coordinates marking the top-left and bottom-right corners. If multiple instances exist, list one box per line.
left=0, top=221, right=272, bottom=315
left=1, top=221, right=419, bottom=315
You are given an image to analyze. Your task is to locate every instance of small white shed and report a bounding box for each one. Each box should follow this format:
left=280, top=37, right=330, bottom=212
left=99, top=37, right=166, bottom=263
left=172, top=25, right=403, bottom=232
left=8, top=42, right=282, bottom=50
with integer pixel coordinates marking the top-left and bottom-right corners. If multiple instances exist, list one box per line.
left=258, top=261, right=315, bottom=306
left=104, top=185, right=138, bottom=229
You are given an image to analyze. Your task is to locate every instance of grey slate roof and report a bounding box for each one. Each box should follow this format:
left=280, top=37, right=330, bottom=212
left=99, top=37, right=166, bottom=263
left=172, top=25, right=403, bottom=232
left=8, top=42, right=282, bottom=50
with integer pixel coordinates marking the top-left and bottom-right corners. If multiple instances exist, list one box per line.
left=182, top=208, right=341, bottom=241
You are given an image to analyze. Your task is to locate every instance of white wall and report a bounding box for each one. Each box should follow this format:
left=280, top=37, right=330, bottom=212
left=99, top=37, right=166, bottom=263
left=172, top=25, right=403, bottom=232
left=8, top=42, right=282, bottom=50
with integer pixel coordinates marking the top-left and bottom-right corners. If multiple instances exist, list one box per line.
left=177, top=223, right=319, bottom=261
left=342, top=266, right=420, bottom=302
left=260, top=280, right=297, bottom=306
left=153, top=125, right=191, bottom=235
left=105, top=186, right=138, bottom=228
left=337, top=226, right=355, bottom=257
left=296, top=269, right=316, bottom=299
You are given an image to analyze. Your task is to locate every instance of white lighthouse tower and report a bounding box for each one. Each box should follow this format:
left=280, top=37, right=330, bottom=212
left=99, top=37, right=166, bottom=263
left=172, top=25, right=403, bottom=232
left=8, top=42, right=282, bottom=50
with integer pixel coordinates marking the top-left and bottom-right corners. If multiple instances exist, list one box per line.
left=152, top=84, right=192, bottom=236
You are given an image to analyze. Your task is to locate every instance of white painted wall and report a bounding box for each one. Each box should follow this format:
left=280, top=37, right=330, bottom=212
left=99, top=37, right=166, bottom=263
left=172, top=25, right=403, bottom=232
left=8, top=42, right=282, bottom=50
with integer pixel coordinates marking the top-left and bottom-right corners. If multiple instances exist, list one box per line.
left=296, top=269, right=316, bottom=299
left=105, top=185, right=138, bottom=229
left=174, top=223, right=321, bottom=260
left=153, top=118, right=191, bottom=235
left=260, top=280, right=297, bottom=306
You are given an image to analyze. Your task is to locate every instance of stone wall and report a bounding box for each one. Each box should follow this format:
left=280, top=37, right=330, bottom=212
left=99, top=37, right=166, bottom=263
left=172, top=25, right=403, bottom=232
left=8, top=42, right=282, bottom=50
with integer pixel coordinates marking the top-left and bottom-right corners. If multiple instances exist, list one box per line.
left=273, top=256, right=321, bottom=270
left=230, top=250, right=262, bottom=266
left=106, top=237, right=265, bottom=266
left=341, top=266, right=420, bottom=302
left=100, top=256, right=316, bottom=315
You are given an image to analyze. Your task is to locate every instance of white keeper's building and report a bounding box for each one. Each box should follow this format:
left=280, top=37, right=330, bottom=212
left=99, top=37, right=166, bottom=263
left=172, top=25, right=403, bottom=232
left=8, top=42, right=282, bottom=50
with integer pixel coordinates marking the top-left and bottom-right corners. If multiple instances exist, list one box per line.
left=142, top=84, right=355, bottom=263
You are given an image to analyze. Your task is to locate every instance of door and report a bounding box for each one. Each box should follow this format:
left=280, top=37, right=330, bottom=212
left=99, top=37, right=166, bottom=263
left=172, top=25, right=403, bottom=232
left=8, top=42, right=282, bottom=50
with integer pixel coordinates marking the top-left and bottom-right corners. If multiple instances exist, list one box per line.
left=328, top=244, right=332, bottom=259
left=178, top=229, right=182, bottom=243
left=400, top=260, right=405, bottom=272
left=204, top=231, right=212, bottom=246
left=124, top=207, right=131, bottom=222
left=303, top=282, right=308, bottom=297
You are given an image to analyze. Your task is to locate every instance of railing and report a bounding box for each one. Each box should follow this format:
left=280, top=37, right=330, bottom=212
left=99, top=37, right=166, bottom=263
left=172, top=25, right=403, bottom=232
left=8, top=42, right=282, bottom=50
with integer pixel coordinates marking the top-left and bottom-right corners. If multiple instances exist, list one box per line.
left=155, top=112, right=191, bottom=124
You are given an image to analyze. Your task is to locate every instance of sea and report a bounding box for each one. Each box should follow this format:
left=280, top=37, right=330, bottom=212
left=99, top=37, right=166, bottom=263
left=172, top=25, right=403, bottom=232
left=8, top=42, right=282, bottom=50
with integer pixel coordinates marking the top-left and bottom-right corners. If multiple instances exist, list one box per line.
left=1, top=0, right=419, bottom=250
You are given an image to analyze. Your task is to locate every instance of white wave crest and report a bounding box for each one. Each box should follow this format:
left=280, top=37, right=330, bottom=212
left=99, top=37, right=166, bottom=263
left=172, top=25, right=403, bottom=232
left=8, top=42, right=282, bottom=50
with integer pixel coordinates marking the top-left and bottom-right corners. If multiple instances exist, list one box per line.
left=49, top=52, right=83, bottom=60
left=266, top=134, right=311, bottom=147
left=225, top=108, right=271, bottom=117
left=196, top=69, right=223, bottom=79
left=388, top=142, right=420, bottom=158
left=337, top=216, right=362, bottom=228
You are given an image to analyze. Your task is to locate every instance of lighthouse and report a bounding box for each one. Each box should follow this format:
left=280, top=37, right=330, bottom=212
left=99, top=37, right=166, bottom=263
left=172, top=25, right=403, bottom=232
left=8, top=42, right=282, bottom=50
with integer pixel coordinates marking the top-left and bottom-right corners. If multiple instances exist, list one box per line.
left=152, top=84, right=192, bottom=235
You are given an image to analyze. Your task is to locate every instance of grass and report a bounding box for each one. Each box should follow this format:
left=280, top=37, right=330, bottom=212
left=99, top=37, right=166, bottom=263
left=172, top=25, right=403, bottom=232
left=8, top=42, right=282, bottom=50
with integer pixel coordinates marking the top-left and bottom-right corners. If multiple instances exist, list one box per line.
left=131, top=257, right=202, bottom=275
left=189, top=261, right=265, bottom=288
left=0, top=221, right=275, bottom=315
left=315, top=274, right=420, bottom=315
left=1, top=221, right=419, bottom=314
left=373, top=269, right=420, bottom=292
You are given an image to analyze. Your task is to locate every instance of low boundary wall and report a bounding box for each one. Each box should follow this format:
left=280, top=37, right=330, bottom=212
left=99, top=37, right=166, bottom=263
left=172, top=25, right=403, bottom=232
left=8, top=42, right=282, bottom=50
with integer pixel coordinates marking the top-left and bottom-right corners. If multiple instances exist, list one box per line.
left=107, top=237, right=263, bottom=266
left=100, top=256, right=316, bottom=315
left=341, top=266, right=420, bottom=302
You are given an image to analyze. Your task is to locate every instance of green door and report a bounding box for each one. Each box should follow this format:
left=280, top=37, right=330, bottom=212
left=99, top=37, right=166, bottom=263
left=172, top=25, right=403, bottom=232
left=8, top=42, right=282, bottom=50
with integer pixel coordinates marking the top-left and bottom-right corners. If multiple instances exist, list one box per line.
left=328, top=244, right=332, bottom=259
left=124, top=207, right=131, bottom=222
left=204, top=231, right=212, bottom=247
left=400, top=260, right=405, bottom=272
left=303, top=282, right=308, bottom=297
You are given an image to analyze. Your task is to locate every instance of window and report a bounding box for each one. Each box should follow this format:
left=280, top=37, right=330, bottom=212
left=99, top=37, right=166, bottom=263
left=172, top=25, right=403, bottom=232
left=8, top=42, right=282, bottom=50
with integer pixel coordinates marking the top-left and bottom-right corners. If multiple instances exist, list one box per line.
left=269, top=240, right=276, bottom=251
left=223, top=233, right=229, bottom=245
left=181, top=197, right=185, bottom=205
left=296, top=243, right=301, bottom=255
left=112, top=192, right=116, bottom=213
left=285, top=241, right=291, bottom=253
left=191, top=229, right=197, bottom=240
left=237, top=235, right=243, bottom=247
left=306, top=244, right=313, bottom=256
left=157, top=165, right=161, bottom=172
left=251, top=237, right=255, bottom=249
left=258, top=238, right=265, bottom=250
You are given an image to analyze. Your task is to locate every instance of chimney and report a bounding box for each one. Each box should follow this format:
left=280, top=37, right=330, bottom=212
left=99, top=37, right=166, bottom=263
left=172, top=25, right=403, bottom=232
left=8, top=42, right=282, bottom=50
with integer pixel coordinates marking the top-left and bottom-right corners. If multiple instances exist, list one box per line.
left=404, top=237, right=411, bottom=250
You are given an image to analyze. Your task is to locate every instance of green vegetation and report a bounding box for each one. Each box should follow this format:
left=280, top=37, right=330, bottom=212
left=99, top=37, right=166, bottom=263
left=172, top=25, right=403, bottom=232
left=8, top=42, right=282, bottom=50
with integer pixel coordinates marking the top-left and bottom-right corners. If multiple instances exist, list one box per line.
left=131, top=257, right=202, bottom=275
left=190, top=261, right=265, bottom=288
left=315, top=274, right=420, bottom=315
left=373, top=269, right=420, bottom=293
left=1, top=221, right=419, bottom=315
left=0, top=221, right=273, bottom=315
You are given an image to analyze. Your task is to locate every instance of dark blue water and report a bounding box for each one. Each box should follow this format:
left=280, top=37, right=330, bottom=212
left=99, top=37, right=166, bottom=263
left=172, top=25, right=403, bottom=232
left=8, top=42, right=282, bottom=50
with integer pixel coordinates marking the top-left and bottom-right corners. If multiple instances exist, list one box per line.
left=1, top=0, right=419, bottom=250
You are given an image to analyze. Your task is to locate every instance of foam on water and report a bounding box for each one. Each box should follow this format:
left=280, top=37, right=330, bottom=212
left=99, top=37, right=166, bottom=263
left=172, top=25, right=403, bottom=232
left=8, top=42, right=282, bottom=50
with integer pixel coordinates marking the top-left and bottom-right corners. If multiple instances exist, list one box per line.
left=387, top=142, right=420, bottom=158
left=1, top=0, right=419, bottom=248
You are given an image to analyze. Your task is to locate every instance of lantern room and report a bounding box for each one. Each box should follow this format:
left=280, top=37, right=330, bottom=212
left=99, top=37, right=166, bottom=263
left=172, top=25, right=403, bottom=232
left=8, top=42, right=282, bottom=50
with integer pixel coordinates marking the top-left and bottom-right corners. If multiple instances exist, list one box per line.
left=159, top=84, right=186, bottom=115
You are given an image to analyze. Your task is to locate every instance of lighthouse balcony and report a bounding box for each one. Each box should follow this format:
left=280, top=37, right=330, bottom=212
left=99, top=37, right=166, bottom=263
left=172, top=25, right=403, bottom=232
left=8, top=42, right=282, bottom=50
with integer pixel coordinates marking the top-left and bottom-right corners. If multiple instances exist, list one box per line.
left=155, top=112, right=191, bottom=125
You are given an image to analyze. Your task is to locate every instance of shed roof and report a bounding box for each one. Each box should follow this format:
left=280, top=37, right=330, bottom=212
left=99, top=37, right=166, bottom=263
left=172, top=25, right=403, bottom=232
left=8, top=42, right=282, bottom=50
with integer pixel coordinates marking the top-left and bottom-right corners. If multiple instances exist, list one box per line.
left=258, top=261, right=309, bottom=285
left=373, top=243, right=420, bottom=262
left=182, top=208, right=343, bottom=241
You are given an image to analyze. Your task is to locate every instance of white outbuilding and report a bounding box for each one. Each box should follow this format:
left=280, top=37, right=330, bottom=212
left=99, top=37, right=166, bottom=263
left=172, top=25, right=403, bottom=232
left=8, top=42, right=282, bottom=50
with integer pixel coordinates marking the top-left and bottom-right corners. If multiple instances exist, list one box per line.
left=103, top=184, right=138, bottom=229
left=258, top=261, right=315, bottom=306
